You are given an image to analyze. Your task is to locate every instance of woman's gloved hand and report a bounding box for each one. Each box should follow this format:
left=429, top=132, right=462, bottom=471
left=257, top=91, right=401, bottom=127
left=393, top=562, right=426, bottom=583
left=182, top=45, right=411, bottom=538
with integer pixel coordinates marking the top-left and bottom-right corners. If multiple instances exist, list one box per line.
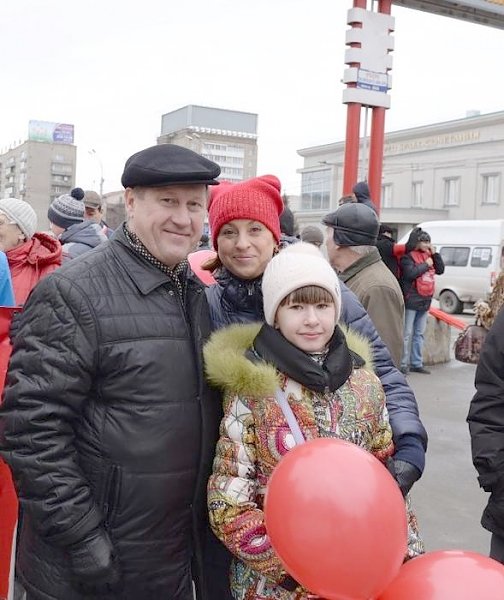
left=387, top=458, right=421, bottom=497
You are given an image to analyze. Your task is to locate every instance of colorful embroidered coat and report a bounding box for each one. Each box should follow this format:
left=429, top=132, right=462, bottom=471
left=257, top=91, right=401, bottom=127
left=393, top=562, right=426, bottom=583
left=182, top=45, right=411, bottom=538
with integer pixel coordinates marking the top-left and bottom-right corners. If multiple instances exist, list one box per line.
left=205, top=323, right=423, bottom=600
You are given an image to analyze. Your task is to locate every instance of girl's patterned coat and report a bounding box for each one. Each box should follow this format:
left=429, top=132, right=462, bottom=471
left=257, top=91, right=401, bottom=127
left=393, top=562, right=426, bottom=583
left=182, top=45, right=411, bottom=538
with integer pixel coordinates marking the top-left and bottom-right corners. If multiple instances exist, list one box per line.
left=205, top=323, right=423, bottom=600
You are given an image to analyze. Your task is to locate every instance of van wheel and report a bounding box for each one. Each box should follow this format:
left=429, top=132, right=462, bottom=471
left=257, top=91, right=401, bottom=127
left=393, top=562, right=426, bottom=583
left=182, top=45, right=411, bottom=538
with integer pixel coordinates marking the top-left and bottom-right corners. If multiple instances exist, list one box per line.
left=439, top=290, right=463, bottom=314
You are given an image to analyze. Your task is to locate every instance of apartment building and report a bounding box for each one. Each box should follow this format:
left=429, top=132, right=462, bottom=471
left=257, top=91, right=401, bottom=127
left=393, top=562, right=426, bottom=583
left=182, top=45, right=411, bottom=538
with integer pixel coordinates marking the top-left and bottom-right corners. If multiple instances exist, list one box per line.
left=158, top=105, right=258, bottom=182
left=0, top=121, right=76, bottom=229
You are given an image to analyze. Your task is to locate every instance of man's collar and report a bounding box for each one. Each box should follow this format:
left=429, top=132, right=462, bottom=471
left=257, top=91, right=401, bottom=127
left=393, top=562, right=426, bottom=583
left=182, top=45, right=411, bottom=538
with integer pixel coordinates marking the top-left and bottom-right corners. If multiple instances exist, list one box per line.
left=111, top=225, right=199, bottom=295
left=339, top=247, right=381, bottom=283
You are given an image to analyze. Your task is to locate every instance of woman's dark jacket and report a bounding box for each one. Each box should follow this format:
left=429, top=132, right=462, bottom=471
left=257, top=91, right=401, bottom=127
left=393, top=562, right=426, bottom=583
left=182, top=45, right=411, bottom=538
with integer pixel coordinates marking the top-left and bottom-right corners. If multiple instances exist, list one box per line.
left=0, top=228, right=221, bottom=600
left=400, top=251, right=445, bottom=312
left=468, top=306, right=504, bottom=538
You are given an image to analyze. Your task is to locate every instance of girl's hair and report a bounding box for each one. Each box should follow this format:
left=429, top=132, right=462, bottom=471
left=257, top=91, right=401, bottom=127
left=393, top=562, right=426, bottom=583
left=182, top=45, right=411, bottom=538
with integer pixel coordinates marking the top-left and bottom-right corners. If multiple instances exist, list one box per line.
left=279, top=285, right=334, bottom=307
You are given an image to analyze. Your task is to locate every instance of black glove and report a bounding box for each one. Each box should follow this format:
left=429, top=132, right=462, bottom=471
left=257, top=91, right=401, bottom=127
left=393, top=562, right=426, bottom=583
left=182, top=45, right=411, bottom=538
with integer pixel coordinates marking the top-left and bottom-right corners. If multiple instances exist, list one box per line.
left=68, top=528, right=122, bottom=595
left=387, top=458, right=421, bottom=497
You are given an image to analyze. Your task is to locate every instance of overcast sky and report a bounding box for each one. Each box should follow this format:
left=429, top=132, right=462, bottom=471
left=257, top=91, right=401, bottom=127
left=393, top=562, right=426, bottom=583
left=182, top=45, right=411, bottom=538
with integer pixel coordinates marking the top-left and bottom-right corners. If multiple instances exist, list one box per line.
left=2, top=0, right=504, bottom=196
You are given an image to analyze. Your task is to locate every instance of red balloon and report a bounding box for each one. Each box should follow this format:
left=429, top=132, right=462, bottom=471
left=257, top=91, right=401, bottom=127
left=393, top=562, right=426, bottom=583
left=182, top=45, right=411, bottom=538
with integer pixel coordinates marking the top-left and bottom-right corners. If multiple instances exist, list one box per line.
left=264, top=438, right=407, bottom=600
left=378, top=550, right=504, bottom=600
left=188, top=250, right=216, bottom=285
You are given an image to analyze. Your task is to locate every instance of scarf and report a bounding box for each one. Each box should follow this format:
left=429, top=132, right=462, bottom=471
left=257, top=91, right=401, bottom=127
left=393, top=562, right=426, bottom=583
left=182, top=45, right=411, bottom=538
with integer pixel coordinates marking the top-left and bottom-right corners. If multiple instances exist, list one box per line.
left=251, top=323, right=361, bottom=393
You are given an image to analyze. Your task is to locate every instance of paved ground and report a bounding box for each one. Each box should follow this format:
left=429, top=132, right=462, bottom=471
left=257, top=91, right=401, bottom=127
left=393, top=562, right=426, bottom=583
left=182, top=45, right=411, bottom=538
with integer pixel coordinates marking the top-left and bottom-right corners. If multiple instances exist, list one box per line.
left=406, top=322, right=491, bottom=555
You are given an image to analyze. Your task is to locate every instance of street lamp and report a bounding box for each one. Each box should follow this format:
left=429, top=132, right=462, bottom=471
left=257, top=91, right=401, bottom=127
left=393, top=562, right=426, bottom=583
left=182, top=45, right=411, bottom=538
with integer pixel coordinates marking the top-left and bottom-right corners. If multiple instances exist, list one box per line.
left=89, top=149, right=104, bottom=197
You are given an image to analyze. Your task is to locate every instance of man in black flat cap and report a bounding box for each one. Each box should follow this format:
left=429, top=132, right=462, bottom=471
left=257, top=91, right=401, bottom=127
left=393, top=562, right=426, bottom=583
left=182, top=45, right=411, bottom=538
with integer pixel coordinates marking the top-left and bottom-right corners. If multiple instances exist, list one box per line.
left=0, top=144, right=222, bottom=600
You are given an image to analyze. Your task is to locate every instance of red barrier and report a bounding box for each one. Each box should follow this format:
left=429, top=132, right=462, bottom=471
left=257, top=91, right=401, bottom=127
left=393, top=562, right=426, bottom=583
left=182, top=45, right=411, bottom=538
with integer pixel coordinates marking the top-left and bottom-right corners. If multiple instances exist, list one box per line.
left=0, top=307, right=21, bottom=600
left=429, top=306, right=467, bottom=331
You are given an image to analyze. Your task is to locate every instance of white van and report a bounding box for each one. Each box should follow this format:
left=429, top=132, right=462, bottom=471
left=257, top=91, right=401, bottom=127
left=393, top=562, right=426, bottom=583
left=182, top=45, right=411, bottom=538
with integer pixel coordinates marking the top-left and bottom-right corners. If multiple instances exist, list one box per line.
left=398, top=220, right=504, bottom=314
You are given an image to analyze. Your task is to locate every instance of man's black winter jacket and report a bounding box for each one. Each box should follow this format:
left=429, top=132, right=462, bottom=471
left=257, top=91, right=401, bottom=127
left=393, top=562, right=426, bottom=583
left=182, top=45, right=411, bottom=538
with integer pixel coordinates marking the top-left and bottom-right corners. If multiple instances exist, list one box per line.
left=0, top=228, right=221, bottom=600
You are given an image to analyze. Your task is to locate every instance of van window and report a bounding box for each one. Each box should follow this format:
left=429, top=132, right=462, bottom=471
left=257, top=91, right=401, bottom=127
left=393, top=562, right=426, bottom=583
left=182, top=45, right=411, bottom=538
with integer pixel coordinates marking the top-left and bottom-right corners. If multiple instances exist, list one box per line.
left=439, top=246, right=470, bottom=267
left=471, top=247, right=493, bottom=268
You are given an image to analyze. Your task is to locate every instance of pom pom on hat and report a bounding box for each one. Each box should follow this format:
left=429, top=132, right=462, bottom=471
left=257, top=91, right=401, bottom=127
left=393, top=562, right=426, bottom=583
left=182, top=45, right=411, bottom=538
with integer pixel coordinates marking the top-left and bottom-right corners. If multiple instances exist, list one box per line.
left=70, top=187, right=85, bottom=201
left=208, top=175, right=284, bottom=248
left=0, top=197, right=37, bottom=240
left=262, top=242, right=341, bottom=326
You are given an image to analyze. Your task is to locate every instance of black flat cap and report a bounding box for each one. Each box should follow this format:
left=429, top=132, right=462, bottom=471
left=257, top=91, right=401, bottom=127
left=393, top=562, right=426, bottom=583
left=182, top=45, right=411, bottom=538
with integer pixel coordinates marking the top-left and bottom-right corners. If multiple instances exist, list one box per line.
left=322, top=203, right=379, bottom=246
left=121, top=144, right=221, bottom=188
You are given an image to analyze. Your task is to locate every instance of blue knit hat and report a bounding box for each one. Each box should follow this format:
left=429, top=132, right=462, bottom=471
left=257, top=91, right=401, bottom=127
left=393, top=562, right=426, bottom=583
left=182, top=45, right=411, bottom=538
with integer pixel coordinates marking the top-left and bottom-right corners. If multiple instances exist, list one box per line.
left=47, top=192, right=84, bottom=229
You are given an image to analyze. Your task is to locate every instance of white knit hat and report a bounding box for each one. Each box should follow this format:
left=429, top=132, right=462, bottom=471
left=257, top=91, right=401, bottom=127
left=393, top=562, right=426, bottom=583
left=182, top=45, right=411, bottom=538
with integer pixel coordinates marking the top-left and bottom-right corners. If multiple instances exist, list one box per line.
left=0, top=197, right=37, bottom=240
left=262, top=242, right=341, bottom=326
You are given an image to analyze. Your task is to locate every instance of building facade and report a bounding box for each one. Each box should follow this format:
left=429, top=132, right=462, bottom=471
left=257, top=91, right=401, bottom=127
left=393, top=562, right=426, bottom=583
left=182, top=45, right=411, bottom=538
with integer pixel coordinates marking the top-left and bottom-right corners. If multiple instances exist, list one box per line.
left=158, top=105, right=258, bottom=182
left=0, top=140, right=76, bottom=230
left=297, top=110, right=504, bottom=239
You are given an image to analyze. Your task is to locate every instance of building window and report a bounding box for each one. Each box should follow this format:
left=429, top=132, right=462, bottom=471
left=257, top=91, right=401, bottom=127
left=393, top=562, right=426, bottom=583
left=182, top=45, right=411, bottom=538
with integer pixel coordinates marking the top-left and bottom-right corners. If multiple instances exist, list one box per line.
left=443, top=178, right=460, bottom=206
left=471, top=247, right=493, bottom=268
left=381, top=184, right=392, bottom=208
left=301, top=170, right=330, bottom=211
left=439, top=246, right=470, bottom=267
left=482, top=173, right=500, bottom=205
left=412, top=181, right=423, bottom=207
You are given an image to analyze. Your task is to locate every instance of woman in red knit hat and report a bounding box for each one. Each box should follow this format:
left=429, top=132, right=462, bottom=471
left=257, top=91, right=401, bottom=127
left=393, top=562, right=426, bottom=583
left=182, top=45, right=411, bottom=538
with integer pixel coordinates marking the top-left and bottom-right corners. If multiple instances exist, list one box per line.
left=203, top=175, right=283, bottom=327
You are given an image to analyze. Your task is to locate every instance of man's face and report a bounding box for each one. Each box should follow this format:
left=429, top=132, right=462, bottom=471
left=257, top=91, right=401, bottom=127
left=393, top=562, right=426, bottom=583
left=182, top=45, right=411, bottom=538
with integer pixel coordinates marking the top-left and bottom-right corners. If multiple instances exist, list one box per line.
left=325, top=227, right=339, bottom=268
left=84, top=205, right=103, bottom=224
left=125, top=184, right=207, bottom=267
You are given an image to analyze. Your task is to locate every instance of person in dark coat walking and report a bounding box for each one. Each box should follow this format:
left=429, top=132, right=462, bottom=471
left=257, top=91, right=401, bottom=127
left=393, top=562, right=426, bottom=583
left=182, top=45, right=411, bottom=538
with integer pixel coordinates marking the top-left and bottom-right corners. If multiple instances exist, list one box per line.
left=376, top=224, right=401, bottom=280
left=468, top=306, right=504, bottom=563
left=400, top=228, right=445, bottom=374
left=0, top=144, right=222, bottom=600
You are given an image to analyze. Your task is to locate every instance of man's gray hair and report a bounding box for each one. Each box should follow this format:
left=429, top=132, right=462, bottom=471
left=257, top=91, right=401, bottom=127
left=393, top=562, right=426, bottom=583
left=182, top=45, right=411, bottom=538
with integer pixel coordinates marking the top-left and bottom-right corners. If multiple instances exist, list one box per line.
left=347, top=245, right=375, bottom=256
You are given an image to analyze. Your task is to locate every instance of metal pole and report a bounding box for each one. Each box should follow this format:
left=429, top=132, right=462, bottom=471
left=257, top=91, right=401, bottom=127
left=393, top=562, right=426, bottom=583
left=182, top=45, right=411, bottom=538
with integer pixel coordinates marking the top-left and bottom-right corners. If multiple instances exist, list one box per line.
left=342, top=0, right=368, bottom=195
left=367, top=0, right=392, bottom=215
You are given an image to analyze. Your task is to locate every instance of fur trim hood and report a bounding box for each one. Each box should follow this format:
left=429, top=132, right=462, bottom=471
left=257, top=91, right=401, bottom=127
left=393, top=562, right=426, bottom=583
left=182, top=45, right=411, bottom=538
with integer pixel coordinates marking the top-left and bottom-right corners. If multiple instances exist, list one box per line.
left=204, top=322, right=374, bottom=397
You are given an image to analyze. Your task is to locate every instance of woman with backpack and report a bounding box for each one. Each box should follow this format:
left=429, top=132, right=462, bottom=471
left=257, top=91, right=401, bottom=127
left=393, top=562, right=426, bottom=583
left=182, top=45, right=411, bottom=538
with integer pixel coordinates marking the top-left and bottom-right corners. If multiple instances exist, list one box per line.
left=400, top=227, right=445, bottom=375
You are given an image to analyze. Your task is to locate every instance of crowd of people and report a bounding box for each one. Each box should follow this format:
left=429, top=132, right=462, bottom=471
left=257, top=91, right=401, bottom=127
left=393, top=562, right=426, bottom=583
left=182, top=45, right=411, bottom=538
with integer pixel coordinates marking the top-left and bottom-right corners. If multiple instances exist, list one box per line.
left=0, top=144, right=500, bottom=599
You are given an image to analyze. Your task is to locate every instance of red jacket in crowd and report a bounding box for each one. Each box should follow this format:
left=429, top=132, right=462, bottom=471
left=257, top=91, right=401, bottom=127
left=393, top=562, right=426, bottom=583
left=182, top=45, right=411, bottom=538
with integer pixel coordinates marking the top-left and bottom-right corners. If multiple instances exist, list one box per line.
left=6, top=232, right=62, bottom=305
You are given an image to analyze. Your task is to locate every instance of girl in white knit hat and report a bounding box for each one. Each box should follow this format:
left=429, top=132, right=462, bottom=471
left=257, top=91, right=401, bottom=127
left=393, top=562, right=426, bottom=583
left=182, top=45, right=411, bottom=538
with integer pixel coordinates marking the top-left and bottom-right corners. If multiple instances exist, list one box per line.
left=204, top=242, right=423, bottom=600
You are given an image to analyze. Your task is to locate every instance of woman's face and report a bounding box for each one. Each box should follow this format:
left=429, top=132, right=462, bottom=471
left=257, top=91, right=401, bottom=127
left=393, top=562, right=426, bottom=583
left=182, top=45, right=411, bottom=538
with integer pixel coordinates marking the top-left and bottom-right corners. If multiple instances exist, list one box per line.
left=0, top=213, right=24, bottom=252
left=217, top=219, right=277, bottom=280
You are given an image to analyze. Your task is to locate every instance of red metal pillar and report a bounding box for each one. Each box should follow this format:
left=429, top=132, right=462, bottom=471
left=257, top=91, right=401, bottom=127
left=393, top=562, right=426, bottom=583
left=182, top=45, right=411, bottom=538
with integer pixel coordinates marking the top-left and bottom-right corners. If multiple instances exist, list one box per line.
left=367, top=0, right=392, bottom=215
left=342, top=0, right=367, bottom=195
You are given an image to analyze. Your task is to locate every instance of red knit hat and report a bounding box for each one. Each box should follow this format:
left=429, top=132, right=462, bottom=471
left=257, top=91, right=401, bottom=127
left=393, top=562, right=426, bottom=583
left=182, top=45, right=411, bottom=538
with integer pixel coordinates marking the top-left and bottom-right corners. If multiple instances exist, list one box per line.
left=208, top=175, right=284, bottom=248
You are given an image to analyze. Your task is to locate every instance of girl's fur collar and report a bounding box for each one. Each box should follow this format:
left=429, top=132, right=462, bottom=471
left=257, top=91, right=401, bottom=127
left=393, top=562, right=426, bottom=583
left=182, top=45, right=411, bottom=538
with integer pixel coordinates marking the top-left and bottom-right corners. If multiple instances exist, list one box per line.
left=204, top=323, right=374, bottom=397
